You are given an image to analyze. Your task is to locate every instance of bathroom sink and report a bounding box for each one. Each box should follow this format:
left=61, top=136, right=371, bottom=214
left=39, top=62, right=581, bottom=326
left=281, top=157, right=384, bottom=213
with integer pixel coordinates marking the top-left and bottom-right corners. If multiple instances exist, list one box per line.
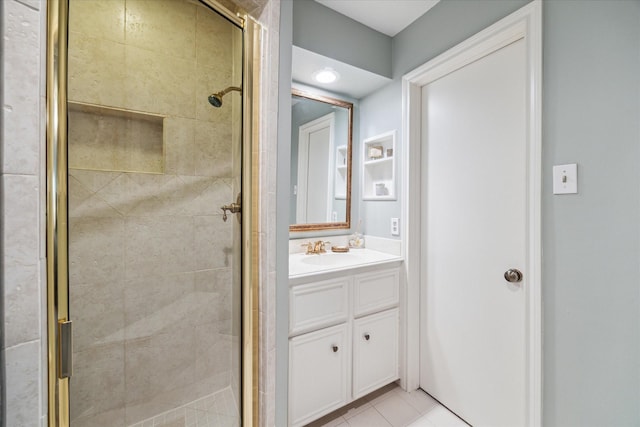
left=299, top=253, right=362, bottom=266
left=289, top=248, right=403, bottom=277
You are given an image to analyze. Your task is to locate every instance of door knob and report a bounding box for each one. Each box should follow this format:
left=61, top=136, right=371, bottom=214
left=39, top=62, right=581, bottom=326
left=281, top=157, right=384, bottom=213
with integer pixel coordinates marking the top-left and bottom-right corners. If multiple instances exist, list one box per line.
left=504, top=268, right=523, bottom=283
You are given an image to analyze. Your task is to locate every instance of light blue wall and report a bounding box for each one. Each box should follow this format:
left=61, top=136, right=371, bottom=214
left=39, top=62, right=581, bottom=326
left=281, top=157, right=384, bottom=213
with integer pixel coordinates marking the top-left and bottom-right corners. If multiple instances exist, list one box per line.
left=292, top=0, right=392, bottom=78
left=542, top=2, right=640, bottom=425
left=276, top=1, right=293, bottom=426
left=357, top=0, right=640, bottom=425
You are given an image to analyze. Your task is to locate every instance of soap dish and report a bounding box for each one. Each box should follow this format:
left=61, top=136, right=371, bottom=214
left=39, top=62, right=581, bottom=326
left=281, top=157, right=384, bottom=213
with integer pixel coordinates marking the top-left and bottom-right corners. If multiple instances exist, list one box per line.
left=331, top=245, right=350, bottom=253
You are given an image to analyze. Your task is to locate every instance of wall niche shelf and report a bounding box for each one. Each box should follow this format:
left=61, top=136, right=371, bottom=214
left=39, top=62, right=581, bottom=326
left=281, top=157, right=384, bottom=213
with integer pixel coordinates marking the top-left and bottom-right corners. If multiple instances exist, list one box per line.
left=362, top=130, right=396, bottom=200
left=68, top=101, right=166, bottom=174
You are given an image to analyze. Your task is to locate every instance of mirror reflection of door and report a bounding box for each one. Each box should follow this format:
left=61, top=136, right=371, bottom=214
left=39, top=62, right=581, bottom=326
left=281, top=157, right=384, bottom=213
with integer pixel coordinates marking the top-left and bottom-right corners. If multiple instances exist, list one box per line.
left=296, top=113, right=335, bottom=223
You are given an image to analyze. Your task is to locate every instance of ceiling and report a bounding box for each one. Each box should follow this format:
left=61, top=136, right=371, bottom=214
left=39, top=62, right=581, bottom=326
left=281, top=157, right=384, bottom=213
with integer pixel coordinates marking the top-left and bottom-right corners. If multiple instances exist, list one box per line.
left=292, top=46, right=392, bottom=100
left=293, top=1, right=440, bottom=99
left=315, top=0, right=440, bottom=37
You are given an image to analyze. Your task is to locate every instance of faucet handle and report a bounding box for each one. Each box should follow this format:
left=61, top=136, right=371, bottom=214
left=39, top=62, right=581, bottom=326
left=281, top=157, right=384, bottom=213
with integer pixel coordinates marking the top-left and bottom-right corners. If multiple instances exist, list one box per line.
left=300, top=242, right=313, bottom=254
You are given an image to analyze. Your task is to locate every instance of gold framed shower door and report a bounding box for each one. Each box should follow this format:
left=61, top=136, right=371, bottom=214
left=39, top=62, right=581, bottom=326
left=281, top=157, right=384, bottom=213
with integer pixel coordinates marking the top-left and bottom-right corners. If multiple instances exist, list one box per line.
left=45, top=0, right=262, bottom=425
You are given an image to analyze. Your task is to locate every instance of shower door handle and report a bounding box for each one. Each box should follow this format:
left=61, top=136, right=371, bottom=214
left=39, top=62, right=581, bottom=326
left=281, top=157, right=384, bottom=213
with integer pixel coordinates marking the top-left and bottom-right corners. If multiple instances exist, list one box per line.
left=221, top=193, right=242, bottom=223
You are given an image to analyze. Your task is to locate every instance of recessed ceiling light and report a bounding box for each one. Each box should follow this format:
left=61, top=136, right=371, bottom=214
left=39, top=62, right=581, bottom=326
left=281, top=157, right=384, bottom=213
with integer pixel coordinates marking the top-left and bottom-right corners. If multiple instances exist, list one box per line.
left=313, top=68, right=339, bottom=84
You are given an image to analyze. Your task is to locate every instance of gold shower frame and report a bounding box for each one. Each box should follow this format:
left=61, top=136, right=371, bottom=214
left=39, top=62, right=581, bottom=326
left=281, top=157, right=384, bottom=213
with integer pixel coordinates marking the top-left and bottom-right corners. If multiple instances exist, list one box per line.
left=45, top=0, right=262, bottom=425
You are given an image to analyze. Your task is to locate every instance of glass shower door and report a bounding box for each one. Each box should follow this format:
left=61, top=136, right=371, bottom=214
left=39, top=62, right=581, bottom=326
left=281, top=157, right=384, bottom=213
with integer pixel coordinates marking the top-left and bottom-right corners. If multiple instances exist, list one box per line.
left=66, top=1, right=243, bottom=425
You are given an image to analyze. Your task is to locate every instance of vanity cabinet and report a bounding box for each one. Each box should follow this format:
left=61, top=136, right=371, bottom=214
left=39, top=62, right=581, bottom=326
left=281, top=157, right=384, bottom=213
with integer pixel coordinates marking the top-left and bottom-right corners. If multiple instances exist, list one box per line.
left=353, top=308, right=399, bottom=399
left=289, top=266, right=400, bottom=427
left=289, top=324, right=350, bottom=426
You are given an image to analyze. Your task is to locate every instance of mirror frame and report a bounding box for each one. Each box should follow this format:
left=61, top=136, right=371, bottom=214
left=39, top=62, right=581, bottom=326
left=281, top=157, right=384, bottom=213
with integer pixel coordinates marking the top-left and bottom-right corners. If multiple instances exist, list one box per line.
left=290, top=88, right=353, bottom=232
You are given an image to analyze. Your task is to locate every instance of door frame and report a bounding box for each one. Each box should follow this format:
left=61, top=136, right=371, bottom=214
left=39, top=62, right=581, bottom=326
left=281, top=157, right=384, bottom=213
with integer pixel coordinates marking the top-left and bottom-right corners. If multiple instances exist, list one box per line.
left=400, top=1, right=542, bottom=425
left=296, top=112, right=336, bottom=223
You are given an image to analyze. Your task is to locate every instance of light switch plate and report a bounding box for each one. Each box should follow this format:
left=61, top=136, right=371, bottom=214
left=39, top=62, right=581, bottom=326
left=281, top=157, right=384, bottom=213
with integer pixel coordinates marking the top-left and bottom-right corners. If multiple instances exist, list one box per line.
left=553, top=163, right=578, bottom=194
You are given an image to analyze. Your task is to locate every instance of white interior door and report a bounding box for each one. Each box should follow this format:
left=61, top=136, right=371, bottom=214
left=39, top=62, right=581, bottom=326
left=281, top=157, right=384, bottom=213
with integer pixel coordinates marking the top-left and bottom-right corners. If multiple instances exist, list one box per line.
left=296, top=113, right=335, bottom=223
left=420, top=38, right=528, bottom=427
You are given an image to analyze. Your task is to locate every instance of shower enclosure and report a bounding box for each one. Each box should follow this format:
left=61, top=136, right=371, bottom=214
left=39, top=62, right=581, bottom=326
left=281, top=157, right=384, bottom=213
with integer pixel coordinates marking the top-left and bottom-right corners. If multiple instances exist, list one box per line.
left=46, top=0, right=259, bottom=426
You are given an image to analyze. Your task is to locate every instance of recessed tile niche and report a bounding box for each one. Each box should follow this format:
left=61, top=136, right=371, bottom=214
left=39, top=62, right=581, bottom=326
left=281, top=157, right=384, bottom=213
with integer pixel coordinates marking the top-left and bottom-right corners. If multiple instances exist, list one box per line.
left=68, top=101, right=165, bottom=173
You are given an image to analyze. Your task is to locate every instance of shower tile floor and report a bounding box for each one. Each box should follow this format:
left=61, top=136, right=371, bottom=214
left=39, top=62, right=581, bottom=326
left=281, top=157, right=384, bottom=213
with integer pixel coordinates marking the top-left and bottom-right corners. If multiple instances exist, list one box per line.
left=129, top=386, right=239, bottom=427
left=306, top=383, right=469, bottom=427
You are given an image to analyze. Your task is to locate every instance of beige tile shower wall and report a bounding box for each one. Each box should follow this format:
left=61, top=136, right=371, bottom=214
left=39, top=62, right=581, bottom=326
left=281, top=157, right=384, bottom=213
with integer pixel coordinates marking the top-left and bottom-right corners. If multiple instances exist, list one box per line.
left=66, top=0, right=242, bottom=425
left=1, top=0, right=47, bottom=426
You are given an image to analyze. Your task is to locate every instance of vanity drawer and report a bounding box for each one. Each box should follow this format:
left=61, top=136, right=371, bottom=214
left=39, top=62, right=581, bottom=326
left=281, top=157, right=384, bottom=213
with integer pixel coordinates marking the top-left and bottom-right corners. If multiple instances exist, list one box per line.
left=353, top=268, right=399, bottom=317
left=290, top=278, right=350, bottom=335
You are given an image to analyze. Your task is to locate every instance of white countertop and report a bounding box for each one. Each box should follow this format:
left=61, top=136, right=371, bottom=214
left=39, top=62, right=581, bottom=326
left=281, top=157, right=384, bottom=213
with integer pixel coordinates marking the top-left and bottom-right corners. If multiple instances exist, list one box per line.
left=289, top=248, right=403, bottom=279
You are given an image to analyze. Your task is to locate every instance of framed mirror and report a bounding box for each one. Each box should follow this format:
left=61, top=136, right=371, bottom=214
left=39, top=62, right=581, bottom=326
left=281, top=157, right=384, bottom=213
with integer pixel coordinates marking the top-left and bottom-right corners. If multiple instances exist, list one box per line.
left=290, top=88, right=353, bottom=232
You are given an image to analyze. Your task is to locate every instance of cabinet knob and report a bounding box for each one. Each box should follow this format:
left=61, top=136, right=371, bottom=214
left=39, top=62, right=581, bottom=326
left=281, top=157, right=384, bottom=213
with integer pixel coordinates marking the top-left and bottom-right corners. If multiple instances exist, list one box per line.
left=364, top=333, right=370, bottom=341
left=332, top=345, right=339, bottom=353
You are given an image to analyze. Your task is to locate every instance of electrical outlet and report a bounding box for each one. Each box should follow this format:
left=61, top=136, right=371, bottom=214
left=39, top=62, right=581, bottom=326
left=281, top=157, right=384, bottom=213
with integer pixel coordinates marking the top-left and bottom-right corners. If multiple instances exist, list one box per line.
left=391, top=218, right=400, bottom=236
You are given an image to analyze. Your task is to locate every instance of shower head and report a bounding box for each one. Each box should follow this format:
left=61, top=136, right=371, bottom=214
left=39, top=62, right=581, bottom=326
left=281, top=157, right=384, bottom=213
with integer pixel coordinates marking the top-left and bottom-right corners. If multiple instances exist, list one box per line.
left=208, top=86, right=242, bottom=108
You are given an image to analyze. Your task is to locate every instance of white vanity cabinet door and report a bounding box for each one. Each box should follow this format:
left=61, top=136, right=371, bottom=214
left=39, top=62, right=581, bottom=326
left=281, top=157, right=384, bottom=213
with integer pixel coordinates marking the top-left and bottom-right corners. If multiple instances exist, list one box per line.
left=352, top=308, right=399, bottom=399
left=353, top=268, right=399, bottom=317
left=290, top=277, right=349, bottom=335
left=289, top=323, right=350, bottom=427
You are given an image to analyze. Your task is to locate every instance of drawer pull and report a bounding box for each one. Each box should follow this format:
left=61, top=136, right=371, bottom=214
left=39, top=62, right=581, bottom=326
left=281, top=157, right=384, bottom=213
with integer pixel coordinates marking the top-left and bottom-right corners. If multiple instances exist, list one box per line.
left=364, top=333, right=370, bottom=341
left=332, top=345, right=339, bottom=353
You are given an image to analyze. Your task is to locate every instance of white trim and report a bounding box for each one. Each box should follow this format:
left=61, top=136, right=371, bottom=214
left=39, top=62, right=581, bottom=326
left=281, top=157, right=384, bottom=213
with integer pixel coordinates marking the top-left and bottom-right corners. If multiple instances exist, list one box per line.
left=401, top=2, right=542, bottom=426
left=296, top=112, right=336, bottom=223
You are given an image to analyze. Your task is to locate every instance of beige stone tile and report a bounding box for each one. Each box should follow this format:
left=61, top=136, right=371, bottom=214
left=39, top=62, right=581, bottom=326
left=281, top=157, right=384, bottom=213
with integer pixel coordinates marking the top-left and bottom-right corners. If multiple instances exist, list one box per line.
left=124, top=216, right=195, bottom=279
left=125, top=174, right=181, bottom=217
left=70, top=407, right=127, bottom=427
left=1, top=175, right=40, bottom=348
left=187, top=177, right=233, bottom=216
left=164, top=116, right=197, bottom=175
left=125, top=370, right=230, bottom=425
left=69, top=0, right=125, bottom=43
left=194, top=120, right=233, bottom=178
left=71, top=281, right=125, bottom=352
left=68, top=174, right=94, bottom=210
left=125, top=0, right=196, bottom=61
left=2, top=264, right=39, bottom=349
left=70, top=169, right=122, bottom=193
left=124, top=44, right=196, bottom=118
left=124, top=272, right=194, bottom=341
left=4, top=341, right=41, bottom=427
left=68, top=32, right=126, bottom=107
left=68, top=216, right=125, bottom=285
left=2, top=0, right=41, bottom=175
left=96, top=173, right=153, bottom=216
left=69, top=172, right=123, bottom=218
left=124, top=325, right=196, bottom=421
left=196, top=5, right=233, bottom=68
left=69, top=192, right=123, bottom=218
left=194, top=325, right=232, bottom=381
left=70, top=342, right=126, bottom=422
left=194, top=215, right=233, bottom=270
left=158, top=175, right=217, bottom=216
left=193, top=268, right=233, bottom=331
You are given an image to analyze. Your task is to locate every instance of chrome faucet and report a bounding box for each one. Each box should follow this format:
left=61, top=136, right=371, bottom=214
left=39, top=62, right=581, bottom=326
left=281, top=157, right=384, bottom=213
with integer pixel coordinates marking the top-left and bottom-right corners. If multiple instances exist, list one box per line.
left=301, top=240, right=330, bottom=255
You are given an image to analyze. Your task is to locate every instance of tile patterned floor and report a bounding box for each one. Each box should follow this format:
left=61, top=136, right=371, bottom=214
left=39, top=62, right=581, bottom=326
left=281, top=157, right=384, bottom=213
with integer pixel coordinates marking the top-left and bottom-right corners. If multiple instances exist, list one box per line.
left=129, top=386, right=240, bottom=427
left=306, top=383, right=469, bottom=427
